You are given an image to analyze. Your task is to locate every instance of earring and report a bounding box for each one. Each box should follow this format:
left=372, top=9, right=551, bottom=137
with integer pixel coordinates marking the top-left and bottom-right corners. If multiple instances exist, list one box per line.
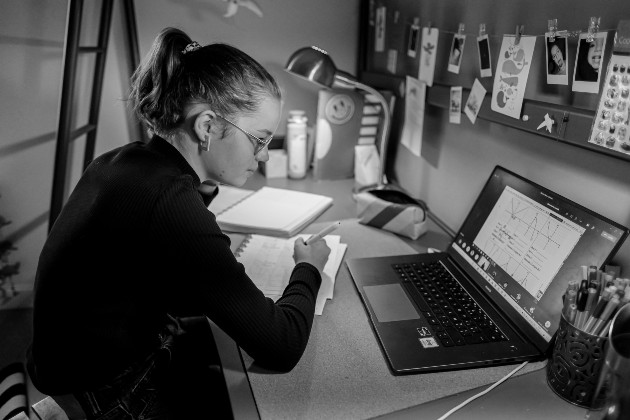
left=200, top=135, right=210, bottom=151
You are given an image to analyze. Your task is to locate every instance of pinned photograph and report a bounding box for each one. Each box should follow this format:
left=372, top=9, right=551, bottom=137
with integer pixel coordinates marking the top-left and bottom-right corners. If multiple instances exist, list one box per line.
left=407, top=19, right=420, bottom=58
left=464, top=79, right=487, bottom=124
left=477, top=33, right=492, bottom=78
left=545, top=34, right=569, bottom=85
left=450, top=86, right=462, bottom=124
left=491, top=35, right=536, bottom=119
left=448, top=34, right=466, bottom=74
left=572, top=32, right=607, bottom=93
left=418, top=27, right=439, bottom=86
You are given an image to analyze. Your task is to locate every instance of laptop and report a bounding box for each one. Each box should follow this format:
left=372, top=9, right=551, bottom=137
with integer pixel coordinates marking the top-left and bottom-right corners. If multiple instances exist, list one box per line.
left=346, top=166, right=628, bottom=374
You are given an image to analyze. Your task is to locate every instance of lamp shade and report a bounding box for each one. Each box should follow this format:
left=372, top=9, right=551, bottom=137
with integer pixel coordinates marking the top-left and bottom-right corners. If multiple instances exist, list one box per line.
left=284, top=46, right=337, bottom=87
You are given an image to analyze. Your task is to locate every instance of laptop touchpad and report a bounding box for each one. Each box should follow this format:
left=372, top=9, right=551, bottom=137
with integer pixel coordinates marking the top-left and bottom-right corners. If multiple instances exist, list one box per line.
left=363, top=284, right=420, bottom=322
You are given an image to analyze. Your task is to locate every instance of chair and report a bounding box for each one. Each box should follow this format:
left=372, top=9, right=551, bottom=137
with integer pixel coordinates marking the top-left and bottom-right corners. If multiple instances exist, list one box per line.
left=30, top=395, right=85, bottom=420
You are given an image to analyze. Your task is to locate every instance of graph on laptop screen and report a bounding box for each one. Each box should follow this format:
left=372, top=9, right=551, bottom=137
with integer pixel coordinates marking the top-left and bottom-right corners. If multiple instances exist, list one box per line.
left=449, top=169, right=627, bottom=342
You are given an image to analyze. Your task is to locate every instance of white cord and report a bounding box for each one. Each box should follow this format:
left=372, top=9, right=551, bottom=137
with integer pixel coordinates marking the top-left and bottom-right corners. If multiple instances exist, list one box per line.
left=435, top=361, right=529, bottom=420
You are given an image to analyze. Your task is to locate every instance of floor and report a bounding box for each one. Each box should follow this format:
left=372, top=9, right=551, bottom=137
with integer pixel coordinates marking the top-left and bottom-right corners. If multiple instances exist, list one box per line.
left=0, top=307, right=46, bottom=409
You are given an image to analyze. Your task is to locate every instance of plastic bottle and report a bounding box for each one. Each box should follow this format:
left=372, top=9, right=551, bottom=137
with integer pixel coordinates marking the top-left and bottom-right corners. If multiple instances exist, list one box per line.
left=286, top=110, right=308, bottom=179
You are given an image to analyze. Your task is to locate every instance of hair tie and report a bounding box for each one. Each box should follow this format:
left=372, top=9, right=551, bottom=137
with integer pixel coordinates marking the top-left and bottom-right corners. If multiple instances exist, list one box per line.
left=182, top=41, right=202, bottom=55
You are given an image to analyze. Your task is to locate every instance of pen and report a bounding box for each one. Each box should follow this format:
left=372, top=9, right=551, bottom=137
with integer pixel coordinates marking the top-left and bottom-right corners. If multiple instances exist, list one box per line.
left=591, top=295, right=620, bottom=335
left=566, top=303, right=577, bottom=325
left=581, top=288, right=598, bottom=326
left=574, top=281, right=589, bottom=328
left=305, top=221, right=341, bottom=245
left=583, top=290, right=612, bottom=332
left=562, top=290, right=577, bottom=318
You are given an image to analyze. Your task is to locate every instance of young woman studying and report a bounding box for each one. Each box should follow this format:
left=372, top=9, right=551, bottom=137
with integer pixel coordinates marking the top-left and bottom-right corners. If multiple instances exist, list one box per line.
left=27, top=27, right=330, bottom=419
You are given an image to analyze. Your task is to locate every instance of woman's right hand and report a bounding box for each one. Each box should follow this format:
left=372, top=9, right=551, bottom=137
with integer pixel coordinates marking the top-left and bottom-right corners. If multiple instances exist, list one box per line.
left=293, top=237, right=331, bottom=274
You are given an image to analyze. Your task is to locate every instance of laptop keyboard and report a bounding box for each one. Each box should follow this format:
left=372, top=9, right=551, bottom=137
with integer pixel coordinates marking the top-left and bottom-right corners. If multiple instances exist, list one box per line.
left=393, top=261, right=508, bottom=347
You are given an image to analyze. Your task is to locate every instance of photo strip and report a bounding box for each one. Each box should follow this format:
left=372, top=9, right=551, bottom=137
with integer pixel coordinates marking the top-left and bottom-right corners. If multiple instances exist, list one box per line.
left=477, top=33, right=492, bottom=78
left=448, top=34, right=466, bottom=74
left=573, top=32, right=607, bottom=93
left=545, top=33, right=569, bottom=85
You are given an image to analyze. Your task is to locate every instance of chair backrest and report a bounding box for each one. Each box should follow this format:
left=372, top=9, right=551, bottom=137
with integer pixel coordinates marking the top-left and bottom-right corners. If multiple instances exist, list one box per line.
left=31, top=397, right=69, bottom=420
left=7, top=411, right=29, bottom=420
left=31, top=395, right=85, bottom=420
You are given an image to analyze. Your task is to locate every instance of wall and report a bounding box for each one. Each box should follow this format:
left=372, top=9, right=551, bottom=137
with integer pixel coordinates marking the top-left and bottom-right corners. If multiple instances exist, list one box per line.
left=365, top=0, right=630, bottom=268
left=0, top=0, right=360, bottom=307
left=0, top=0, right=67, bottom=307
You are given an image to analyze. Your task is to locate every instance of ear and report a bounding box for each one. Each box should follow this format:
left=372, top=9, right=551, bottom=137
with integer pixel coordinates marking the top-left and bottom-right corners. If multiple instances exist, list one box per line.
left=193, top=110, right=218, bottom=152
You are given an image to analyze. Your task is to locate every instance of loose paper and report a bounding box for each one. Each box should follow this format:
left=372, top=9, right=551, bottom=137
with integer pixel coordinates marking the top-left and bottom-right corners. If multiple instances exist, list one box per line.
left=491, top=35, right=536, bottom=119
left=375, top=6, right=386, bottom=52
left=400, top=76, right=426, bottom=156
left=418, top=27, right=439, bottom=86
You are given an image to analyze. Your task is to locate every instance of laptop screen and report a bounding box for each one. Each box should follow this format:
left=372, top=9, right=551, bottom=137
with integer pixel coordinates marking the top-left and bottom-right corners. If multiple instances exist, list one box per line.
left=448, top=166, right=628, bottom=343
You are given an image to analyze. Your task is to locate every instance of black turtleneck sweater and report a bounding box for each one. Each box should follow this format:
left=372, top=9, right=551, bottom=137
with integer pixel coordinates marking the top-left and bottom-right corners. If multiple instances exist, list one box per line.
left=27, top=137, right=321, bottom=395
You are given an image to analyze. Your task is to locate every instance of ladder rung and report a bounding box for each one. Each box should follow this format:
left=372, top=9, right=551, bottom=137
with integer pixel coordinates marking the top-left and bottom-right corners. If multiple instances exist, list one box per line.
left=78, top=46, right=105, bottom=54
left=70, top=124, right=96, bottom=140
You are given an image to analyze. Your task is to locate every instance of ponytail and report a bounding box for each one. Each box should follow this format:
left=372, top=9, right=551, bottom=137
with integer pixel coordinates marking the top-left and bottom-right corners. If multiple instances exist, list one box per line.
left=129, top=27, right=281, bottom=136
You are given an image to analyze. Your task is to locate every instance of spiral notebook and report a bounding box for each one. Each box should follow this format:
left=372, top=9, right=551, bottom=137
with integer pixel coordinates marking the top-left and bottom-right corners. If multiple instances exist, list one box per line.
left=209, top=186, right=334, bottom=237
left=235, top=234, right=347, bottom=315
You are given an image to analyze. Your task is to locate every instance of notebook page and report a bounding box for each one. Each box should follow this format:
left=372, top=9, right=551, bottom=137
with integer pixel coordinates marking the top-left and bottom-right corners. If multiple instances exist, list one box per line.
left=236, top=234, right=344, bottom=315
left=207, top=186, right=253, bottom=215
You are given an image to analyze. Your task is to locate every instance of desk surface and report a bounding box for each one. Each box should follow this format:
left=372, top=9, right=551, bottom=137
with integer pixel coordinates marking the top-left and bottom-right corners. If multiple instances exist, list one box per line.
left=219, top=173, right=586, bottom=420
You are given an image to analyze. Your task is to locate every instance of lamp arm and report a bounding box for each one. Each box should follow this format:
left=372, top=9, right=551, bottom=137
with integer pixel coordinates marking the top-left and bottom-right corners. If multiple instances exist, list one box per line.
left=334, top=74, right=390, bottom=187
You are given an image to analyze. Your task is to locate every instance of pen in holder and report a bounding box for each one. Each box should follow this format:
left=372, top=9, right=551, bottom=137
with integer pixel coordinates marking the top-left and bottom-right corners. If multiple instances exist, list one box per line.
left=546, top=312, right=608, bottom=408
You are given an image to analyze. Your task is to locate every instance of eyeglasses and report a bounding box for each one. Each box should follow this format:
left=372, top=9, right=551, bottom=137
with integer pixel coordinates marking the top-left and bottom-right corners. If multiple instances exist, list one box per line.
left=216, top=114, right=273, bottom=155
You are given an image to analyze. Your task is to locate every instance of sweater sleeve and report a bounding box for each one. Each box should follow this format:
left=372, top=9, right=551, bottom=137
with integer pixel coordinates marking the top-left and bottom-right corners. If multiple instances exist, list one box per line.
left=149, top=178, right=322, bottom=371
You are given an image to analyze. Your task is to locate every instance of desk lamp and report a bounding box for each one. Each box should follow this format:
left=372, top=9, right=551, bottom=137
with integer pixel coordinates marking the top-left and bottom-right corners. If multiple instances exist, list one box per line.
left=285, top=47, right=456, bottom=237
left=284, top=46, right=391, bottom=190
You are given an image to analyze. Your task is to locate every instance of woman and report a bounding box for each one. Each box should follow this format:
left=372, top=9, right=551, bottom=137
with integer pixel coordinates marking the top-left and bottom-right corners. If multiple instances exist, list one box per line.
left=27, top=27, right=330, bottom=419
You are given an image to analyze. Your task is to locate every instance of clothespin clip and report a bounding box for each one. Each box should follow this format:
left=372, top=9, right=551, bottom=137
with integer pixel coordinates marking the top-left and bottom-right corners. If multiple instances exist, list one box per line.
left=479, top=23, right=486, bottom=37
left=548, top=19, right=558, bottom=42
left=515, top=25, right=524, bottom=45
left=427, top=21, right=432, bottom=29
left=586, top=16, right=600, bottom=42
left=458, top=23, right=465, bottom=35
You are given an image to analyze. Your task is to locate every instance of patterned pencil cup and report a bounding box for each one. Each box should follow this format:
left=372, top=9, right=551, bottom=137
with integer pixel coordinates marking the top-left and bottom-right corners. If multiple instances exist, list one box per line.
left=546, top=313, right=608, bottom=408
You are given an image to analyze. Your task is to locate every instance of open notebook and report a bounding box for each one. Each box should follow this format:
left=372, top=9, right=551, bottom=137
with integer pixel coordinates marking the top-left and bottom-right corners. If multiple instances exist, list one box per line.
left=208, top=186, right=333, bottom=237
left=235, top=234, right=347, bottom=315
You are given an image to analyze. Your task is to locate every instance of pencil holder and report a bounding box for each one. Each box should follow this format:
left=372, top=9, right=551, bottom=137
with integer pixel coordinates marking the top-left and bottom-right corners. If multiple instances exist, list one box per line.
left=546, top=313, right=608, bottom=408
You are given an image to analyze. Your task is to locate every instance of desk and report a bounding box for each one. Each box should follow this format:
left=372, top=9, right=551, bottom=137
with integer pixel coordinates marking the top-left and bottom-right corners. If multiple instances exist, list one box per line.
left=216, top=173, right=586, bottom=420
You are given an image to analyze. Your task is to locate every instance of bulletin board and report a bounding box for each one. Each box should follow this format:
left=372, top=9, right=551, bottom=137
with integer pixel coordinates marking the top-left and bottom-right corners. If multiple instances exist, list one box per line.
left=357, top=0, right=630, bottom=163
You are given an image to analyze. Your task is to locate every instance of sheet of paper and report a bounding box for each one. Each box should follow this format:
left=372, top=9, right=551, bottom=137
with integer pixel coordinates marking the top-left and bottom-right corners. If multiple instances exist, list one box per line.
left=491, top=35, right=536, bottom=119
left=236, top=234, right=346, bottom=315
left=400, top=76, right=426, bottom=157
left=418, top=27, right=439, bottom=86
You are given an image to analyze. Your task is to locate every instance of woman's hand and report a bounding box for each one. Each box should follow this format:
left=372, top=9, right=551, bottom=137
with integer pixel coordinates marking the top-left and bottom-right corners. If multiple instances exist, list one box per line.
left=293, top=237, right=331, bottom=274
